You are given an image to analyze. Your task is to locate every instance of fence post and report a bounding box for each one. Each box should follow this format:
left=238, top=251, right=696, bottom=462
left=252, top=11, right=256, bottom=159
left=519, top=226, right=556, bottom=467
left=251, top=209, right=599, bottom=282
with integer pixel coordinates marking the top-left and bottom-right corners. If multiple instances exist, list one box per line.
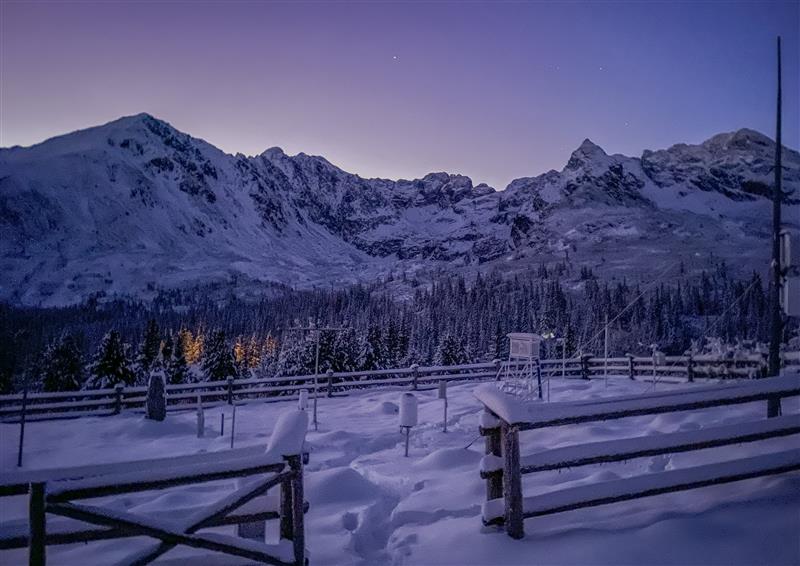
left=687, top=355, right=694, bottom=383
left=279, top=475, right=293, bottom=541
left=493, top=358, right=502, bottom=380
left=768, top=396, right=782, bottom=418
left=326, top=369, right=334, bottom=398
left=482, top=410, right=503, bottom=504
left=227, top=377, right=234, bottom=405
left=580, top=354, right=591, bottom=381
left=626, top=354, right=635, bottom=380
left=114, top=384, right=124, bottom=415
left=501, top=421, right=524, bottom=539
left=410, top=364, right=419, bottom=391
left=287, top=455, right=305, bottom=566
left=29, top=482, right=46, bottom=566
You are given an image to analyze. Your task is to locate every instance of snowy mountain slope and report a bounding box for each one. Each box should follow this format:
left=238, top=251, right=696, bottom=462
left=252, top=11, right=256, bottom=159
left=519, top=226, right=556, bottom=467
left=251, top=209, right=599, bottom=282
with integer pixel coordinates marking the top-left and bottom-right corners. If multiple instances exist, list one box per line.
left=1, top=114, right=798, bottom=305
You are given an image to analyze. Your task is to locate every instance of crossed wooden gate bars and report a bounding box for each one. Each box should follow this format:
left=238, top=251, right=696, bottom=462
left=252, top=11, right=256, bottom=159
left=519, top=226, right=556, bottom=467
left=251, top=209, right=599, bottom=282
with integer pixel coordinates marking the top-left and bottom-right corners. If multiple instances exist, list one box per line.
left=2, top=410, right=310, bottom=565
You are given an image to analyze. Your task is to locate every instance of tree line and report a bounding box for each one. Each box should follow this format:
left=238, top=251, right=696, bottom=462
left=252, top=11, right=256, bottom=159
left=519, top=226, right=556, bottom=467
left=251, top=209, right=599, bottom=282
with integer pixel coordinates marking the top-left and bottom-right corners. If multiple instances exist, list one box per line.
left=0, top=262, right=794, bottom=393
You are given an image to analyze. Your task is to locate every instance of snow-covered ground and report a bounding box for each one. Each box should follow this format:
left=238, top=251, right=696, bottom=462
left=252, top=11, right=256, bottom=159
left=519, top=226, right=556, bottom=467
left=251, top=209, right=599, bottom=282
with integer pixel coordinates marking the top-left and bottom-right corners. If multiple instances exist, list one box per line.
left=1, top=377, right=798, bottom=565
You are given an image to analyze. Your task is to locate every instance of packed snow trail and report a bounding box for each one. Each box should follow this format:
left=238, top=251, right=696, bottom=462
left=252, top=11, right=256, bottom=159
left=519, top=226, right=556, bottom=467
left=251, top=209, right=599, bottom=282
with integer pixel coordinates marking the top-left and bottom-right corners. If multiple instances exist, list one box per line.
left=1, top=378, right=798, bottom=565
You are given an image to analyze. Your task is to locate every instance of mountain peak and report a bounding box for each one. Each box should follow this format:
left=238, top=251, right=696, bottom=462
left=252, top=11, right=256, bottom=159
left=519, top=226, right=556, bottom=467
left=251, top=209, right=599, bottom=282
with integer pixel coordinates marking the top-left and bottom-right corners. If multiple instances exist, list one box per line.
left=564, top=138, right=609, bottom=171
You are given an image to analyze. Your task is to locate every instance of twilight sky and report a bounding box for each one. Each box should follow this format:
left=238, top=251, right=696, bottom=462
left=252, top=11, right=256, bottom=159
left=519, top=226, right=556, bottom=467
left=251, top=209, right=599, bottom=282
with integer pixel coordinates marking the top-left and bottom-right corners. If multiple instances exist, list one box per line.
left=1, top=1, right=798, bottom=189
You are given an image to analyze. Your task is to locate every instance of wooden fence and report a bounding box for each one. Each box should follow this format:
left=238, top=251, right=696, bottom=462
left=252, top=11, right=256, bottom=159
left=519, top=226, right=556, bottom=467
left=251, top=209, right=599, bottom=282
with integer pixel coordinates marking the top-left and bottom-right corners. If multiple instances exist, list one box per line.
left=475, top=375, right=800, bottom=539
left=2, top=352, right=798, bottom=422
left=0, top=409, right=310, bottom=566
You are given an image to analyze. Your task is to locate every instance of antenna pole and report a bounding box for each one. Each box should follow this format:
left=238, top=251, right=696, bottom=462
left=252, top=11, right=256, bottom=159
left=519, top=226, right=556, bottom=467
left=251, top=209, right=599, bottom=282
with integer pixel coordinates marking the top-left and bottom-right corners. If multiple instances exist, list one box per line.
left=768, top=36, right=783, bottom=416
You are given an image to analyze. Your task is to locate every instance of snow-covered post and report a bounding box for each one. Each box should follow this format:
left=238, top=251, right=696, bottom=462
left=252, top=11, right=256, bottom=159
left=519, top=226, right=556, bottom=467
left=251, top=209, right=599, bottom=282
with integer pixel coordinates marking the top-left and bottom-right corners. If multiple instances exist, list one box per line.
left=298, top=389, right=309, bottom=411
left=479, top=409, right=503, bottom=506
left=226, top=376, right=235, bottom=405
left=145, top=369, right=166, bottom=421
left=502, top=421, right=524, bottom=539
left=438, top=380, right=448, bottom=432
left=399, top=393, right=418, bottom=457
left=686, top=354, right=695, bottom=383
left=626, top=354, right=635, bottom=380
left=196, top=396, right=205, bottom=438
left=410, top=363, right=419, bottom=391
left=580, top=354, right=592, bottom=380
left=326, top=369, right=334, bottom=398
left=114, top=383, right=125, bottom=415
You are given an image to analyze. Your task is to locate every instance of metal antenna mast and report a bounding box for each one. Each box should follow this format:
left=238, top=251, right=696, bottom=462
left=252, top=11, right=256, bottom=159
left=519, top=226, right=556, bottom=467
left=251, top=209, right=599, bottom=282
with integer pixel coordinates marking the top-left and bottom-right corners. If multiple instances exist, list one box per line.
left=768, top=36, right=783, bottom=417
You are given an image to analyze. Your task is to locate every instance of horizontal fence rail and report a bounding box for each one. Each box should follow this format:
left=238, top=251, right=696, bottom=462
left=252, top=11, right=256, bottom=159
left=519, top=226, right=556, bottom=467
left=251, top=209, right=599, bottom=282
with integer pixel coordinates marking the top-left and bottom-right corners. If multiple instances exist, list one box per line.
left=2, top=353, right=798, bottom=422
left=476, top=375, right=800, bottom=539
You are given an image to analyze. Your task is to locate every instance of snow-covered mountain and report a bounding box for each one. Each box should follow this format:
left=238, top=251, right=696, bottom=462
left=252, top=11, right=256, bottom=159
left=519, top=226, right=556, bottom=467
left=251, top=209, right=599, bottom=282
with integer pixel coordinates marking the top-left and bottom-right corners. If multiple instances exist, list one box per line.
left=1, top=114, right=798, bottom=306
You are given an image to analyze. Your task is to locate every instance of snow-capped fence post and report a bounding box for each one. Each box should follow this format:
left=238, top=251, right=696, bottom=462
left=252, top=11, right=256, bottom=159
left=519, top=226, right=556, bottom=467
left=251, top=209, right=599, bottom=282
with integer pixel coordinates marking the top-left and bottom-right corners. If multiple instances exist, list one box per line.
left=400, top=393, right=418, bottom=457
left=226, top=376, right=235, bottom=405
left=438, top=380, right=448, bottom=432
left=687, top=355, right=695, bottom=383
left=480, top=409, right=503, bottom=504
left=29, top=481, right=46, bottom=566
left=501, top=421, right=524, bottom=539
left=113, top=383, right=124, bottom=415
left=410, top=364, right=419, bottom=391
left=196, top=396, right=205, bottom=438
left=626, top=354, right=635, bottom=380
left=145, top=370, right=167, bottom=421
left=326, top=369, right=334, bottom=397
left=580, top=354, right=592, bottom=380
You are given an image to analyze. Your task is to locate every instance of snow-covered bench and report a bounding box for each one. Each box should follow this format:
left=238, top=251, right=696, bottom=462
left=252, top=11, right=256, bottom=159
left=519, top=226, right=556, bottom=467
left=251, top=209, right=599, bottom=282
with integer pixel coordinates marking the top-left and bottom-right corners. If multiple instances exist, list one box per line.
left=0, top=409, right=310, bottom=566
left=475, top=375, right=800, bottom=539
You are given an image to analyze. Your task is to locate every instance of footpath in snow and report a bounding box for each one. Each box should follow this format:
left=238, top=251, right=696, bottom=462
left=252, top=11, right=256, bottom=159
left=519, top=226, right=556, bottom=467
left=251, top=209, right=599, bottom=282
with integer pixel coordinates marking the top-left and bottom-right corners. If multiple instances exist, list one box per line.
left=1, top=377, right=798, bottom=565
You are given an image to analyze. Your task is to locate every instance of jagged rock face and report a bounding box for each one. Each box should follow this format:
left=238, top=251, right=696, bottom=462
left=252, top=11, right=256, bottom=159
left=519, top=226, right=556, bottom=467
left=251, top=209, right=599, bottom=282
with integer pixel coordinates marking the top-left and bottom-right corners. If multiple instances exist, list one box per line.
left=641, top=129, right=800, bottom=204
left=1, top=114, right=798, bottom=306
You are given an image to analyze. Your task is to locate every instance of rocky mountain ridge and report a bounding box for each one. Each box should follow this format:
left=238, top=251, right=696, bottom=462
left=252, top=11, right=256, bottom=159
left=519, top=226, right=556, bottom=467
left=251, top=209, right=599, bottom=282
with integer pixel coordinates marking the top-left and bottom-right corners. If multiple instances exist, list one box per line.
left=1, top=114, right=798, bottom=306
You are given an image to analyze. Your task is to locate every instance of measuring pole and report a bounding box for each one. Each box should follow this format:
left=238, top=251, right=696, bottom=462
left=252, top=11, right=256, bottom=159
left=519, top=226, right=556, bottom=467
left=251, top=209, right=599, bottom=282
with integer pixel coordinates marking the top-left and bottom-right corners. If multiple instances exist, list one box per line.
left=768, top=36, right=784, bottom=417
left=287, top=325, right=347, bottom=432
left=17, top=381, right=28, bottom=467
left=604, top=314, right=609, bottom=387
left=313, top=330, right=320, bottom=431
left=230, top=404, right=237, bottom=449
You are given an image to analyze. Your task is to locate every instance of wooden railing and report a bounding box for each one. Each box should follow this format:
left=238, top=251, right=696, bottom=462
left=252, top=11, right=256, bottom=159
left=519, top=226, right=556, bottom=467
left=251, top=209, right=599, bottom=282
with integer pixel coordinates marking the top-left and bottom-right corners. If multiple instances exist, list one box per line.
left=0, top=410, right=310, bottom=566
left=2, top=352, right=798, bottom=422
left=475, top=375, right=800, bottom=539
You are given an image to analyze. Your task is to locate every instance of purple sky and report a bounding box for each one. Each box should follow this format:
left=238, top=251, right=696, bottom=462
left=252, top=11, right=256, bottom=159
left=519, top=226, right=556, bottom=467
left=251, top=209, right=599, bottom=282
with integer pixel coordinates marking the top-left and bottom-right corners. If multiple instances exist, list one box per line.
left=1, top=1, right=798, bottom=189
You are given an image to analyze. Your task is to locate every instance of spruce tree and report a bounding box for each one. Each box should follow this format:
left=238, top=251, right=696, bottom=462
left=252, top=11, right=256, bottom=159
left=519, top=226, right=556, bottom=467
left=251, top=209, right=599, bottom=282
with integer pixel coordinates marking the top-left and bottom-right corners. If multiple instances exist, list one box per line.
left=87, top=331, right=134, bottom=388
left=41, top=334, right=84, bottom=392
left=436, top=334, right=468, bottom=366
left=137, top=319, right=161, bottom=377
left=168, top=344, right=190, bottom=384
left=202, top=330, right=237, bottom=381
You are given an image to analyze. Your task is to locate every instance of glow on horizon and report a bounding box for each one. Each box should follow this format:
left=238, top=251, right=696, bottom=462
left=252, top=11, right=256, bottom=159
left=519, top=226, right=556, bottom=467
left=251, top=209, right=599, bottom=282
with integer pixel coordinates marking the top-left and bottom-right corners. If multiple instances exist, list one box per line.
left=1, top=1, right=798, bottom=190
